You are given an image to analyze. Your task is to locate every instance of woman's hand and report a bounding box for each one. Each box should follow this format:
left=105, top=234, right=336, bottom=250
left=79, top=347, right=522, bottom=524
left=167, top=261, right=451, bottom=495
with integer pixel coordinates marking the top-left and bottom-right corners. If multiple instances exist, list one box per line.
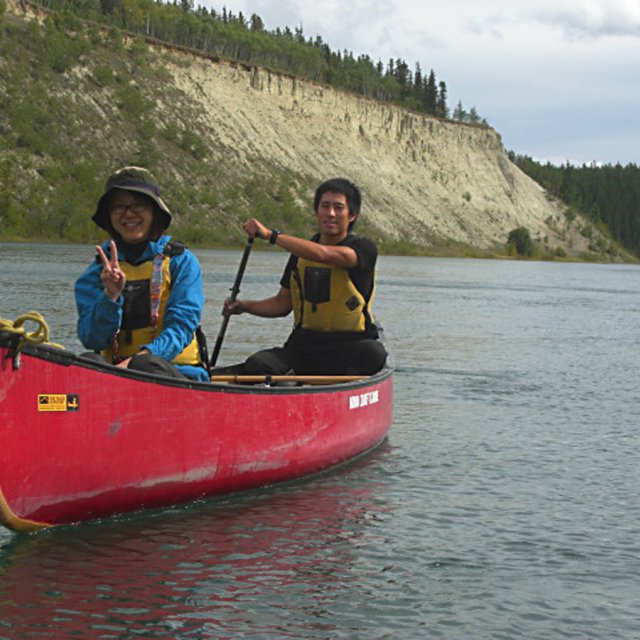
left=96, top=240, right=126, bottom=301
left=116, top=349, right=150, bottom=369
left=116, top=357, right=132, bottom=369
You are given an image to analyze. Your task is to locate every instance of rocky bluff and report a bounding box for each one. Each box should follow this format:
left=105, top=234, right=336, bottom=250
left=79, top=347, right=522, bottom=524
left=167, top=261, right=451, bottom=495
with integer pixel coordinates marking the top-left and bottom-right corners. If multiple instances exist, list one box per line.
left=165, top=50, right=589, bottom=256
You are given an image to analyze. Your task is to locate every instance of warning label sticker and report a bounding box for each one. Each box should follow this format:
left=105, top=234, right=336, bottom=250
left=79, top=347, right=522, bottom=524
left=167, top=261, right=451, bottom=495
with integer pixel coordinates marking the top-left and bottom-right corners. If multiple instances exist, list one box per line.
left=38, top=394, right=80, bottom=412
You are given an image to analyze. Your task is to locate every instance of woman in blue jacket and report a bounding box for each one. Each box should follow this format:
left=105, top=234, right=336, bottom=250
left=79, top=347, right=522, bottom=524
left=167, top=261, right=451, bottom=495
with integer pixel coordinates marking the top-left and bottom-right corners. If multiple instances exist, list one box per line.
left=75, top=166, right=208, bottom=381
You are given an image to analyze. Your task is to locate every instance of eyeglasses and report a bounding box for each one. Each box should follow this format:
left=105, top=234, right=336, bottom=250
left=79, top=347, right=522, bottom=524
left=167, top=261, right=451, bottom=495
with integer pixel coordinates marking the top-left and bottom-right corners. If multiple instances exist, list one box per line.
left=109, top=202, right=151, bottom=215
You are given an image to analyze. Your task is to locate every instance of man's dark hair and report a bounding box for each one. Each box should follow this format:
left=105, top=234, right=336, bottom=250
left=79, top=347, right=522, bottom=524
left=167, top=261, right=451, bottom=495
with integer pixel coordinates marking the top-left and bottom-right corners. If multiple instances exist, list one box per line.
left=313, top=178, right=362, bottom=230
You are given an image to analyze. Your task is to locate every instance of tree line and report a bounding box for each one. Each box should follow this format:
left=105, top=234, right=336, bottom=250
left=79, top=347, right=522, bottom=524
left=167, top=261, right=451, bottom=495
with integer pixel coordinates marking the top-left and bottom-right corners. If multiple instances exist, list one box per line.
left=26, top=0, right=486, bottom=124
left=510, top=154, right=640, bottom=257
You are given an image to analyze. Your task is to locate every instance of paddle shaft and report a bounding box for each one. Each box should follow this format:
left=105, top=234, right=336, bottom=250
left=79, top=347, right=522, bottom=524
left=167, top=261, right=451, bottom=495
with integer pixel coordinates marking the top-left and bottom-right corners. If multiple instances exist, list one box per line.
left=209, top=236, right=254, bottom=368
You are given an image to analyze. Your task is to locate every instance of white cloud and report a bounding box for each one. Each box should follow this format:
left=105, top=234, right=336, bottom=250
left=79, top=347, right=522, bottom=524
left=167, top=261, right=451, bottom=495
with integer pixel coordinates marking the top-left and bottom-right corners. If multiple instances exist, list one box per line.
left=529, top=0, right=640, bottom=39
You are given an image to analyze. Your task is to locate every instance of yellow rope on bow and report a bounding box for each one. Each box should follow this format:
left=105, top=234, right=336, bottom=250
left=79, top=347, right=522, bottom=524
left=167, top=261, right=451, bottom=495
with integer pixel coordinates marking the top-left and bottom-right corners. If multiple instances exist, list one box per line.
left=0, top=312, right=64, bottom=350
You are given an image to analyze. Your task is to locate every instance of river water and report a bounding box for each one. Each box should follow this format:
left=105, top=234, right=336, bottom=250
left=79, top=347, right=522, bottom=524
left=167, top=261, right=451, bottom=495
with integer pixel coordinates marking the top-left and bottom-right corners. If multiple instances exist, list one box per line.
left=1, top=242, right=639, bottom=639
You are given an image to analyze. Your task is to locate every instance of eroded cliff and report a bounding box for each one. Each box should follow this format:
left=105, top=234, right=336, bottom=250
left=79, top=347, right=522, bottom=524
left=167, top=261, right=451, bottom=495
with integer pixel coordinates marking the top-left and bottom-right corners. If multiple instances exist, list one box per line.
left=158, top=49, right=591, bottom=255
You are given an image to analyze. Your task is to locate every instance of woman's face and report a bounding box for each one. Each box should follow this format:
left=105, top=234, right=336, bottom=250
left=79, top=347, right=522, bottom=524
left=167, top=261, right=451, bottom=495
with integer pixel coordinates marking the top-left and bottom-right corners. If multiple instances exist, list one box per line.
left=108, top=189, right=155, bottom=244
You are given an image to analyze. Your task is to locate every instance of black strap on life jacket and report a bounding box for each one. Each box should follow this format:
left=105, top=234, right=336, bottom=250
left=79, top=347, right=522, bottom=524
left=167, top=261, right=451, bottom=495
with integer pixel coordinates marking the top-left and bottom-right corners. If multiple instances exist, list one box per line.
left=291, top=263, right=305, bottom=328
left=195, top=325, right=210, bottom=377
left=165, top=241, right=211, bottom=376
left=163, top=240, right=187, bottom=257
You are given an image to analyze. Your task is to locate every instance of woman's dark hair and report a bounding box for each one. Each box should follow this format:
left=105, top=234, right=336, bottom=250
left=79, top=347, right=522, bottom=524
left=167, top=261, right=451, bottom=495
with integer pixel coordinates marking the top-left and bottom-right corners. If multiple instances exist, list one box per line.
left=313, top=178, right=362, bottom=230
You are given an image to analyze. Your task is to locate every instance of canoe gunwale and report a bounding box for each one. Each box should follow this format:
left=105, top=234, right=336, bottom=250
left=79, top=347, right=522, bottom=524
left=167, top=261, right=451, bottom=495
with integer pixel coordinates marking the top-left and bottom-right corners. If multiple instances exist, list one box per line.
left=1, top=333, right=394, bottom=394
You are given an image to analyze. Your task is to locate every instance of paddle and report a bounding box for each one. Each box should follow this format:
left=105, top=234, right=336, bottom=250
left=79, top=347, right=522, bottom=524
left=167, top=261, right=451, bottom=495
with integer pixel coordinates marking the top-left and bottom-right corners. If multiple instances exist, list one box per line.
left=209, top=236, right=254, bottom=369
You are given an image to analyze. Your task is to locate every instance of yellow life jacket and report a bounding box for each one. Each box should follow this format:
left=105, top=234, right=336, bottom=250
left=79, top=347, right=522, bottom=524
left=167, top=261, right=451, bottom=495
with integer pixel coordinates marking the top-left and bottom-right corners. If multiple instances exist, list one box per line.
left=101, top=253, right=201, bottom=365
left=290, top=257, right=375, bottom=333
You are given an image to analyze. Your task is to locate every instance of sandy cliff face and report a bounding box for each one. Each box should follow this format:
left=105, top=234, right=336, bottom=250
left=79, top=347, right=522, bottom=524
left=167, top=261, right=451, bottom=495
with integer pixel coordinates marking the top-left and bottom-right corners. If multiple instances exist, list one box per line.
left=162, top=52, right=581, bottom=253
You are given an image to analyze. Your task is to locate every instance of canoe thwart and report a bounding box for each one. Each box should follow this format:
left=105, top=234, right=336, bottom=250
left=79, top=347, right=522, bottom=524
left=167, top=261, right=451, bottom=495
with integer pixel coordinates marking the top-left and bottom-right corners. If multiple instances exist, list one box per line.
left=210, top=374, right=366, bottom=385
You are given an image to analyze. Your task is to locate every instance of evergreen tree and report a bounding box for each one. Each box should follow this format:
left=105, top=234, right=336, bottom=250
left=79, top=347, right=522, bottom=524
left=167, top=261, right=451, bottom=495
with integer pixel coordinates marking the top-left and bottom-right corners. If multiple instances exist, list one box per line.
left=468, top=106, right=481, bottom=123
left=453, top=100, right=466, bottom=122
left=413, top=62, right=423, bottom=106
left=436, top=81, right=448, bottom=118
left=425, top=70, right=437, bottom=115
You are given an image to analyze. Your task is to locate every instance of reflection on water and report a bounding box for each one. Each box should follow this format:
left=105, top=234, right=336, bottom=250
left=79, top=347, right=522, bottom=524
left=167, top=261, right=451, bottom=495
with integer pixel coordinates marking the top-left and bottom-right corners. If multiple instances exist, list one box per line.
left=0, top=446, right=393, bottom=639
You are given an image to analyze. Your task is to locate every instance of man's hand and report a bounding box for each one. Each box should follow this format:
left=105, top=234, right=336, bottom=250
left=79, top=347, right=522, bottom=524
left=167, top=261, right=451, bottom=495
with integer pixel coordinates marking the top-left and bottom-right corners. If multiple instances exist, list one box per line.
left=222, top=298, right=244, bottom=317
left=242, top=218, right=270, bottom=240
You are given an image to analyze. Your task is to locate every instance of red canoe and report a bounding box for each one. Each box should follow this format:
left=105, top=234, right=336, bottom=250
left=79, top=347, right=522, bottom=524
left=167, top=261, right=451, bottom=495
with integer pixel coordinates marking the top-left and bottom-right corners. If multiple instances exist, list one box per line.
left=0, top=332, right=393, bottom=533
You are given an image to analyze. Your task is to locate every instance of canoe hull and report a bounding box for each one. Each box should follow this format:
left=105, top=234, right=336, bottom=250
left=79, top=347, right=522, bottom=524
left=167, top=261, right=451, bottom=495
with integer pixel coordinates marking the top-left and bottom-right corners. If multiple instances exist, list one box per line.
left=0, top=338, right=393, bottom=530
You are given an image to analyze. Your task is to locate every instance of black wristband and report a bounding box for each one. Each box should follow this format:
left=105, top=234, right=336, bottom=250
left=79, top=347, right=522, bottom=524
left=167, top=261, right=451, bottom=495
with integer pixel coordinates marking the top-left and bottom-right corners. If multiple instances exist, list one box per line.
left=269, top=228, right=281, bottom=244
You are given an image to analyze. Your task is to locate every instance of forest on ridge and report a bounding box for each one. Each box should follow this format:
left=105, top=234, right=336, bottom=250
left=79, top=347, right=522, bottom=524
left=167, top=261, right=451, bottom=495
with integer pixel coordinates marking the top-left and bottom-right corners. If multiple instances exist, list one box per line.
left=26, top=0, right=488, bottom=124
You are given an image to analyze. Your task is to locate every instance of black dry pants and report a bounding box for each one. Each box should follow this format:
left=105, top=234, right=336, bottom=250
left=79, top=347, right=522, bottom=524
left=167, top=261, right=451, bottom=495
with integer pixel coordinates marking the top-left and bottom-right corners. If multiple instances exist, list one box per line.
left=80, top=351, right=187, bottom=379
left=242, top=339, right=387, bottom=376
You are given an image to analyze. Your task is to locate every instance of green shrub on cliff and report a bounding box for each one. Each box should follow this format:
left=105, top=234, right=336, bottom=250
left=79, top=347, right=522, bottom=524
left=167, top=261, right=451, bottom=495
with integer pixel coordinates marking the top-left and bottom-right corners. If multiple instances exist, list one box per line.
left=507, top=227, right=534, bottom=257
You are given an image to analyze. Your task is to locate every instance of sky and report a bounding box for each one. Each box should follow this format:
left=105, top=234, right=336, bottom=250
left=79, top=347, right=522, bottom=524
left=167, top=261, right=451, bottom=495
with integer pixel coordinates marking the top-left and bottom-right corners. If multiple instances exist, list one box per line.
left=199, top=0, right=640, bottom=166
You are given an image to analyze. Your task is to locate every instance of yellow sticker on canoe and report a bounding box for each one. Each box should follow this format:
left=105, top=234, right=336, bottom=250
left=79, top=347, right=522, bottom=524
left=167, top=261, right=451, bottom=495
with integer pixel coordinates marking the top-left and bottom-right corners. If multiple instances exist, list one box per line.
left=38, top=394, right=80, bottom=412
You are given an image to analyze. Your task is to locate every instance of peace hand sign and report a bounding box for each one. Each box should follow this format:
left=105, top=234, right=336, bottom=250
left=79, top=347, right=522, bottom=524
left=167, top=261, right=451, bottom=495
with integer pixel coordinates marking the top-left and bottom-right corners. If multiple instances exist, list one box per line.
left=96, top=240, right=126, bottom=301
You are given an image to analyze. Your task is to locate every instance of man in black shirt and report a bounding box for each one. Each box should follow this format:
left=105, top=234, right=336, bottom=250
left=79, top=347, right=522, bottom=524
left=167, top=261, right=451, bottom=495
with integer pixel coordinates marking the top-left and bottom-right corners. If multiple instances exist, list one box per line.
left=223, top=178, right=387, bottom=376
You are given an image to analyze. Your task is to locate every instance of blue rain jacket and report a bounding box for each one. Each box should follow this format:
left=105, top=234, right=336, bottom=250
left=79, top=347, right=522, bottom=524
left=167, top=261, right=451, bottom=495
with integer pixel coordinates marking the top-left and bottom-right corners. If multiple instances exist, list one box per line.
left=75, top=235, right=208, bottom=382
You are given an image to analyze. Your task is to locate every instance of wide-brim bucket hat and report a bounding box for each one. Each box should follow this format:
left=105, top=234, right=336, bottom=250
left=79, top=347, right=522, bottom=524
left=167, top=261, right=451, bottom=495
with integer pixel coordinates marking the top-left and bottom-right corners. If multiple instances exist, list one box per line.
left=92, top=166, right=172, bottom=231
